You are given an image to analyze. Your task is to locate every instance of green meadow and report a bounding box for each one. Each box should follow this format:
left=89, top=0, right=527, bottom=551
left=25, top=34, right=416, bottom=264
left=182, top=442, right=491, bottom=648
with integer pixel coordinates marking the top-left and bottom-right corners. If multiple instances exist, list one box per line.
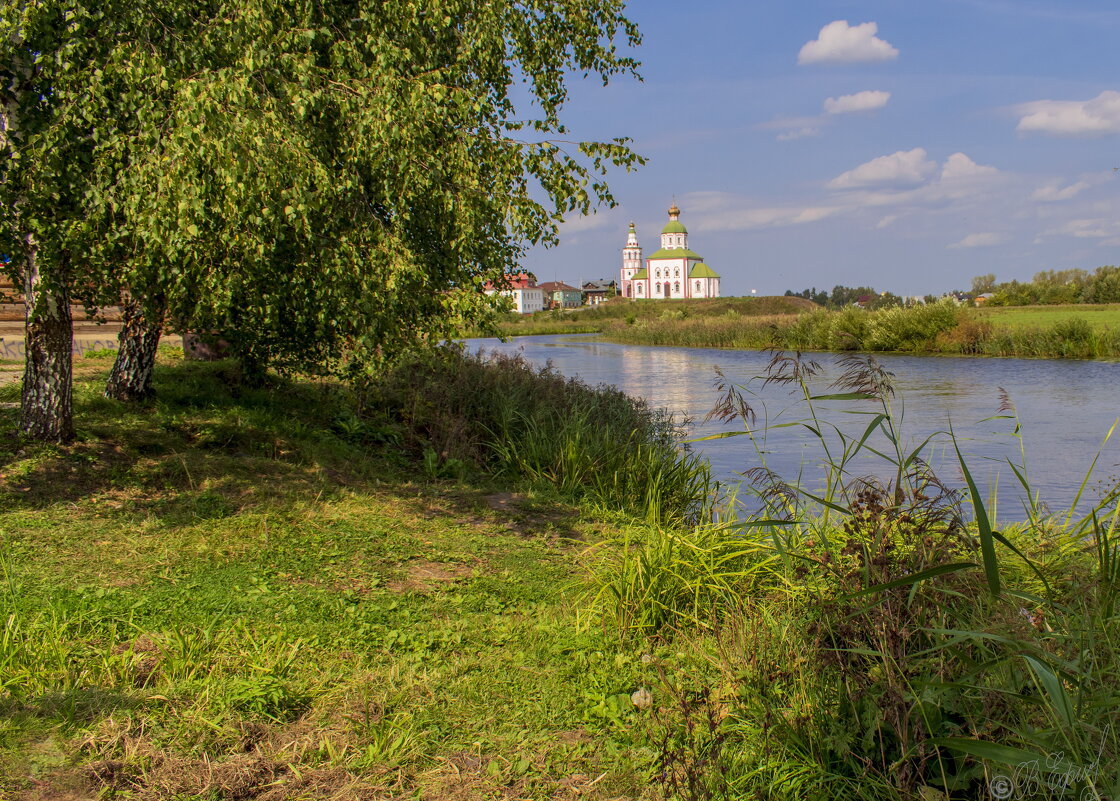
left=3, top=347, right=1118, bottom=800
left=977, top=303, right=1120, bottom=329
left=490, top=298, right=1120, bottom=361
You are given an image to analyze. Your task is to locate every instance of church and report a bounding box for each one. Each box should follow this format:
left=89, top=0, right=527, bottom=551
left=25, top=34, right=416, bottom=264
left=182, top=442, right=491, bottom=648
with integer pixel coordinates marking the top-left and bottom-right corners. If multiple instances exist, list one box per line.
left=619, top=203, right=721, bottom=300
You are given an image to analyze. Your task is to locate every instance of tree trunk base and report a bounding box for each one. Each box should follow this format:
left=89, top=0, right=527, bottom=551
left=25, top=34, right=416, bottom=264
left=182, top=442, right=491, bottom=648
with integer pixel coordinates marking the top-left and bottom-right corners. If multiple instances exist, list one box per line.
left=20, top=247, right=74, bottom=442
left=106, top=300, right=162, bottom=402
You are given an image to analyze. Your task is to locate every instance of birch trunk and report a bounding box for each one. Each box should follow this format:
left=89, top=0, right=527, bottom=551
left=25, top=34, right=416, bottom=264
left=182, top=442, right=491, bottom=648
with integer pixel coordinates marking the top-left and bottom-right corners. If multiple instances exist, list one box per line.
left=20, top=242, right=75, bottom=441
left=105, top=299, right=163, bottom=401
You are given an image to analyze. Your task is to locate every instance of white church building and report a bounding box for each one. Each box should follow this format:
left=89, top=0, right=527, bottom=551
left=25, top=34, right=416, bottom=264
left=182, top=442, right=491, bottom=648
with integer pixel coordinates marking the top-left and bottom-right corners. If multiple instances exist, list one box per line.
left=620, top=203, right=720, bottom=300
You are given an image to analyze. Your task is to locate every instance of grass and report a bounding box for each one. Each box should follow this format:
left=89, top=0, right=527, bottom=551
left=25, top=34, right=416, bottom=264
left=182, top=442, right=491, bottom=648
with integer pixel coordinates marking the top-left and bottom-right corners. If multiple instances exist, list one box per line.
left=593, top=299, right=1120, bottom=360
left=8, top=345, right=1120, bottom=800
left=0, top=351, right=705, bottom=800
left=474, top=295, right=815, bottom=338
left=977, top=303, right=1120, bottom=329
left=482, top=299, right=1120, bottom=362
left=583, top=351, right=1120, bottom=799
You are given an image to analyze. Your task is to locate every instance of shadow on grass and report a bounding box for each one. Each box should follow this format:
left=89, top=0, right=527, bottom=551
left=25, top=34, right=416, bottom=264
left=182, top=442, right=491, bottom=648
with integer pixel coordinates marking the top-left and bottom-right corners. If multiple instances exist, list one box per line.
left=0, top=360, right=406, bottom=521
left=1, top=686, right=146, bottom=727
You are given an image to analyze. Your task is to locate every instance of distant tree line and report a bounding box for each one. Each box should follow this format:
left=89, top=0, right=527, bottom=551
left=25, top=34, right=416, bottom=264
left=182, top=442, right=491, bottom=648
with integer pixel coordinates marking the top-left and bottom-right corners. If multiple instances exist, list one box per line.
left=784, top=285, right=906, bottom=310
left=975, top=267, right=1120, bottom=306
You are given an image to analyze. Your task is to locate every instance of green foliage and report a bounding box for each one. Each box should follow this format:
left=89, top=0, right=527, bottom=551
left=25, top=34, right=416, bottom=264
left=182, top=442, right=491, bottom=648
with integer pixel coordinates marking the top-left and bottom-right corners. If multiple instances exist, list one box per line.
left=864, top=298, right=959, bottom=350
left=370, top=346, right=713, bottom=525
left=2, top=0, right=647, bottom=443
left=600, top=299, right=1120, bottom=360
left=588, top=353, right=1120, bottom=799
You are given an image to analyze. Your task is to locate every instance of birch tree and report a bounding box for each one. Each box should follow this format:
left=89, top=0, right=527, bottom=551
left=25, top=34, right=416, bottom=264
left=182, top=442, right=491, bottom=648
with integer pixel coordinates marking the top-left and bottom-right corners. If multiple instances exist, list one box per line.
left=1, top=0, right=643, bottom=438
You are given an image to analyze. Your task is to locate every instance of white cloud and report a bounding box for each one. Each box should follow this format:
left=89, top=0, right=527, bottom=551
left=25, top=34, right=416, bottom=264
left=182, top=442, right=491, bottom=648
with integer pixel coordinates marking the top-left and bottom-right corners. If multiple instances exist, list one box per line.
left=757, top=115, right=823, bottom=141
left=824, top=90, right=891, bottom=115
left=1031, top=180, right=1091, bottom=202
left=949, top=232, right=1005, bottom=249
left=828, top=148, right=936, bottom=190
left=798, top=21, right=899, bottom=65
left=1048, top=218, right=1119, bottom=238
left=682, top=191, right=840, bottom=231
left=1016, top=90, right=1120, bottom=137
left=940, top=153, right=999, bottom=181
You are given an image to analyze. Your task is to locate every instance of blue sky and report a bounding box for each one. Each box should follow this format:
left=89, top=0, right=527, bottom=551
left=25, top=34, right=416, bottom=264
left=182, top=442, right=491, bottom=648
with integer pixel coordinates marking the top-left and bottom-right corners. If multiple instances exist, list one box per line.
left=523, top=0, right=1120, bottom=297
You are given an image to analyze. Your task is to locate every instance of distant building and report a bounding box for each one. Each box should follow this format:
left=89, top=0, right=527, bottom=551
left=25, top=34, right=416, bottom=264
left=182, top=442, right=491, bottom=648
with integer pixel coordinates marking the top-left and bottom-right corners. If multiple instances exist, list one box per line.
left=620, top=203, right=721, bottom=300
left=484, top=273, right=544, bottom=315
left=581, top=279, right=616, bottom=305
left=537, top=281, right=583, bottom=309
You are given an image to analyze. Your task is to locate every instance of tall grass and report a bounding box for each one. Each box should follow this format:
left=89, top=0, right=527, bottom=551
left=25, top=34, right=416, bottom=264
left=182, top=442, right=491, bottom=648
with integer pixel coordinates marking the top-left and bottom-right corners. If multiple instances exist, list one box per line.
left=603, top=299, right=1120, bottom=360
left=585, top=351, right=1120, bottom=799
left=368, top=345, right=714, bottom=525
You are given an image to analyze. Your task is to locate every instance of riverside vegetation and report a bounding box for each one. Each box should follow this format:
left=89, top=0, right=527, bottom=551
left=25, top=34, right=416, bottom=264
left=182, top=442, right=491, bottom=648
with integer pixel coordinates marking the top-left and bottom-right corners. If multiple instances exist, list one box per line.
left=3, top=347, right=1118, bottom=800
left=491, top=296, right=1120, bottom=360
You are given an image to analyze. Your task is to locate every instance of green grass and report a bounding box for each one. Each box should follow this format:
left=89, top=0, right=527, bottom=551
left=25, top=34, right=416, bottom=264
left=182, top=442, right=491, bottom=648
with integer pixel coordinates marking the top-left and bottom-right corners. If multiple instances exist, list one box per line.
left=474, top=295, right=815, bottom=338
left=8, top=347, right=1120, bottom=801
left=0, top=353, right=688, bottom=800
left=592, top=300, right=1120, bottom=360
left=977, top=303, right=1120, bottom=329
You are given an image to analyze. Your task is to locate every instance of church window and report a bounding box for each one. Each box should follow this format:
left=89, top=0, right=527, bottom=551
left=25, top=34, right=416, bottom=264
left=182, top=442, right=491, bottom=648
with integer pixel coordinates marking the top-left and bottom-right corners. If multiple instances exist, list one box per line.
left=637, top=284, right=643, bottom=295
left=655, top=282, right=661, bottom=294
left=695, top=280, right=702, bottom=292
left=674, top=268, right=679, bottom=277
left=674, top=282, right=680, bottom=293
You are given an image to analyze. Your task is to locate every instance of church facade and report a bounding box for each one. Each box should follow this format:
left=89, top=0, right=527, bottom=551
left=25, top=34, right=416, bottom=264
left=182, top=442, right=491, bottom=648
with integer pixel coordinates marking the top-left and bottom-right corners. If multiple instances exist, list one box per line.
left=620, top=203, right=720, bottom=300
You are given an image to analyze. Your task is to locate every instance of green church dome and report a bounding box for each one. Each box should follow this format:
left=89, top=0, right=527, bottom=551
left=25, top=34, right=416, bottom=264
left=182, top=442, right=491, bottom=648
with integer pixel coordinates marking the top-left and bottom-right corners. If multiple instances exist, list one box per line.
left=660, top=220, right=688, bottom=234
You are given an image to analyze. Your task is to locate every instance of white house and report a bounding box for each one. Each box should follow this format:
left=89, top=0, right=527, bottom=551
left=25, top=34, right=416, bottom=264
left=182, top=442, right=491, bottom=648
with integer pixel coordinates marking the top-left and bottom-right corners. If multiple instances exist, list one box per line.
left=484, top=274, right=544, bottom=314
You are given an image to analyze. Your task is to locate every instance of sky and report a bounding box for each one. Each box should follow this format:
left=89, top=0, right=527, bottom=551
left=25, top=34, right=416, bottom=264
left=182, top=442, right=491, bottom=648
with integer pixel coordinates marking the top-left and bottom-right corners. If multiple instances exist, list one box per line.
left=521, top=0, right=1120, bottom=298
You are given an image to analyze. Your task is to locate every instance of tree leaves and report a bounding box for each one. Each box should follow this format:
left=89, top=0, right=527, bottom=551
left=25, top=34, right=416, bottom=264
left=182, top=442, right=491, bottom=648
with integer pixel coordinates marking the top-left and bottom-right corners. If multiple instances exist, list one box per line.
left=2, top=0, right=644, bottom=378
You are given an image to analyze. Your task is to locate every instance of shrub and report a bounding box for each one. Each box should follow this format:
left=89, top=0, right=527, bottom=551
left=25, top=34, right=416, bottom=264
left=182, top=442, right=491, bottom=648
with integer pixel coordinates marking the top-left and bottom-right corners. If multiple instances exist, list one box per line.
left=865, top=299, right=958, bottom=351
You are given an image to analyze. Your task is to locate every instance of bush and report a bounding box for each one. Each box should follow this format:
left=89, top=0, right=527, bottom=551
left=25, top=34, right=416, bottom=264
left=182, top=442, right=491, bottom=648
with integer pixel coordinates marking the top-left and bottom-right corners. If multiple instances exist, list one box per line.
left=865, top=299, right=958, bottom=351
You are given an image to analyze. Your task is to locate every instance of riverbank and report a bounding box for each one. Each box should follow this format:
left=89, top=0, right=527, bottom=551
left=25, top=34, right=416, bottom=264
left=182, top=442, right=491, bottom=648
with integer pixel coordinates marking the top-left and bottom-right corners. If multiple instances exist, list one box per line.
left=482, top=295, right=815, bottom=337
left=0, top=348, right=704, bottom=800
left=4, top=348, right=1117, bottom=800
left=488, top=298, right=1120, bottom=360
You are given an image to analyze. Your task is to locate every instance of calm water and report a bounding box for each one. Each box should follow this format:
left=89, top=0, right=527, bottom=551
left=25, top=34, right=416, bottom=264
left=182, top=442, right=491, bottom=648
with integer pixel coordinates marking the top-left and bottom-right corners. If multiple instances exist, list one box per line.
left=466, top=335, right=1120, bottom=516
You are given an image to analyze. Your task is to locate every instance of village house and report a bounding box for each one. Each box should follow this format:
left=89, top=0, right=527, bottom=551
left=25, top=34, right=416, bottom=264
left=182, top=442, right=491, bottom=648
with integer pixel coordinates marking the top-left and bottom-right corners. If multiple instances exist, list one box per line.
left=537, top=281, right=583, bottom=309
left=581, top=279, right=616, bottom=305
left=484, top=273, right=544, bottom=315
left=620, top=203, right=721, bottom=300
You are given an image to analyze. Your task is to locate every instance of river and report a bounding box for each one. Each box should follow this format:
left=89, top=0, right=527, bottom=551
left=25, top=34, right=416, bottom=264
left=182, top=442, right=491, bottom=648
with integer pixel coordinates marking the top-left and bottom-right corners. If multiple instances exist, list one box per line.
left=466, top=335, right=1120, bottom=518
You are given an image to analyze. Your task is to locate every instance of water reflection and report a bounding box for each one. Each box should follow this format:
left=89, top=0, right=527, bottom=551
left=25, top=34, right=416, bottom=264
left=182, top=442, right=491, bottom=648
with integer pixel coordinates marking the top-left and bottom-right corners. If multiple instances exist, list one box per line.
left=466, top=335, right=1120, bottom=516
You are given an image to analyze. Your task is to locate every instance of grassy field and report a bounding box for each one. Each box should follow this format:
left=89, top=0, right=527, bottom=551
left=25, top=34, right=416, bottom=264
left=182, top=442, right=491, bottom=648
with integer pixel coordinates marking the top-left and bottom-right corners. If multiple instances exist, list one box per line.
left=4, top=347, right=1119, bottom=800
left=479, top=295, right=815, bottom=338
left=483, top=299, right=1120, bottom=360
left=977, top=303, right=1120, bottom=329
left=0, top=352, right=692, bottom=800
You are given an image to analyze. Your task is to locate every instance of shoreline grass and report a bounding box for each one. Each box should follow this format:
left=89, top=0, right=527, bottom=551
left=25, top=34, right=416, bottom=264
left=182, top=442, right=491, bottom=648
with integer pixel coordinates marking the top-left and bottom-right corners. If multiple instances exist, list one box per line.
left=0, top=352, right=684, bottom=800
left=594, top=299, right=1120, bottom=361
left=5, top=347, right=1118, bottom=800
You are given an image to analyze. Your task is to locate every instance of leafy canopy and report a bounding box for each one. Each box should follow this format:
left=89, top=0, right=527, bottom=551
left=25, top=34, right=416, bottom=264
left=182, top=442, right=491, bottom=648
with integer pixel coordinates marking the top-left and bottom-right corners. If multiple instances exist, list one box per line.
left=1, top=0, right=643, bottom=374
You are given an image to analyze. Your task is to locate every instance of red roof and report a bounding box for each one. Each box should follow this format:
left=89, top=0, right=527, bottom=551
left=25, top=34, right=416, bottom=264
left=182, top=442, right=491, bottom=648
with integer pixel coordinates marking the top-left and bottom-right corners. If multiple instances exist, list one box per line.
left=483, top=272, right=538, bottom=290
left=537, top=281, right=579, bottom=292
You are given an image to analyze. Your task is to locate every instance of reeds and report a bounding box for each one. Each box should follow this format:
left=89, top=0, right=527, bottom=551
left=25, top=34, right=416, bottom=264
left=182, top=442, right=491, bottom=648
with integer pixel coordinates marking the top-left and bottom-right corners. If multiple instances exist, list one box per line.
left=369, top=345, right=715, bottom=525
left=586, top=350, right=1120, bottom=799
left=603, top=299, right=1120, bottom=360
